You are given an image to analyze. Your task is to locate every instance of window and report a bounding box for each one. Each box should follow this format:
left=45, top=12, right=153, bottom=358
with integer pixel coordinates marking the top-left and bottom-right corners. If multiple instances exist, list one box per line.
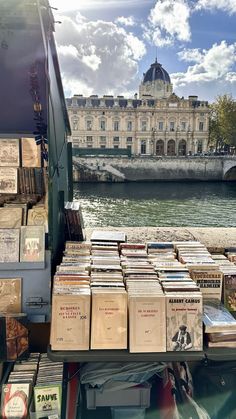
left=197, top=140, right=203, bottom=153
left=73, top=110, right=77, bottom=115
left=141, top=121, right=147, bottom=131
left=100, top=145, right=106, bottom=148
left=114, top=121, right=119, bottom=131
left=127, top=145, right=132, bottom=152
left=86, top=120, right=92, bottom=131
left=87, top=144, right=92, bottom=148
left=141, top=140, right=146, bottom=154
left=158, top=121, right=163, bottom=131
left=100, top=120, right=106, bottom=131
left=169, top=122, right=175, bottom=131
left=100, top=136, right=106, bottom=143
left=127, top=121, right=132, bottom=131
left=114, top=145, right=119, bottom=149
left=86, top=136, right=93, bottom=143
left=72, top=119, right=78, bottom=131
left=199, top=122, right=204, bottom=131
left=113, top=136, right=119, bottom=142
left=181, top=122, right=186, bottom=131
left=126, top=137, right=132, bottom=143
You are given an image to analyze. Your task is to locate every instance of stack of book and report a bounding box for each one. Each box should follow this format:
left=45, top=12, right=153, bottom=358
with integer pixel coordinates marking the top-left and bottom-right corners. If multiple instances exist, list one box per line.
left=175, top=241, right=223, bottom=301
left=50, top=242, right=91, bottom=351
left=0, top=352, right=40, bottom=419
left=33, top=353, right=63, bottom=417
left=225, top=247, right=236, bottom=264
left=64, top=201, right=84, bottom=241
left=90, top=240, right=127, bottom=349
left=203, top=300, right=236, bottom=348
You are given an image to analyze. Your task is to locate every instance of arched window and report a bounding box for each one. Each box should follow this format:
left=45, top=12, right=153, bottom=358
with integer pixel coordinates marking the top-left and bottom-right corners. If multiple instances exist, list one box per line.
left=156, top=140, right=164, bottom=156
left=167, top=139, right=176, bottom=156
left=72, top=118, right=78, bottom=131
left=178, top=139, right=187, bottom=156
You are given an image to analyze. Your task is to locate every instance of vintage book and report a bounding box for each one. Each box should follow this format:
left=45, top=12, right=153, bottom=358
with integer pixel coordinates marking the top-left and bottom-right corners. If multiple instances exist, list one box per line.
left=224, top=274, right=236, bottom=316
left=190, top=270, right=223, bottom=300
left=129, top=294, right=166, bottom=352
left=166, top=293, right=203, bottom=351
left=0, top=207, right=23, bottom=228
left=20, top=226, right=45, bottom=263
left=50, top=292, right=91, bottom=350
left=0, top=314, right=28, bottom=361
left=1, top=383, right=31, bottom=419
left=0, top=167, right=18, bottom=194
left=4, top=203, right=28, bottom=226
left=27, top=207, right=48, bottom=233
left=207, top=331, right=236, bottom=343
left=0, top=278, right=21, bottom=313
left=21, top=138, right=41, bottom=167
left=90, top=290, right=127, bottom=349
left=34, top=384, right=62, bottom=414
left=203, top=300, right=236, bottom=333
left=0, top=139, right=20, bottom=167
left=0, top=229, right=20, bottom=262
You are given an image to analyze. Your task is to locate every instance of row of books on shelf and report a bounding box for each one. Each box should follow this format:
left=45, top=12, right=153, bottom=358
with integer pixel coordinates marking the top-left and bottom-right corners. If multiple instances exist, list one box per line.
left=0, top=138, right=42, bottom=168
left=0, top=200, right=48, bottom=231
left=0, top=226, right=45, bottom=263
left=0, top=353, right=63, bottom=419
left=49, top=237, right=236, bottom=352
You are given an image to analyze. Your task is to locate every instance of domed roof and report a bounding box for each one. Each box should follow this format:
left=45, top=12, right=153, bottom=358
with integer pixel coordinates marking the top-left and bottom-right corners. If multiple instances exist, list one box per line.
left=143, top=60, right=171, bottom=84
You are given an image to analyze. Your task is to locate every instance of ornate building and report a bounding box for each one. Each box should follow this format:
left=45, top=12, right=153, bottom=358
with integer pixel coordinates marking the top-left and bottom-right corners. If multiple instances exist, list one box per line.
left=66, top=60, right=209, bottom=156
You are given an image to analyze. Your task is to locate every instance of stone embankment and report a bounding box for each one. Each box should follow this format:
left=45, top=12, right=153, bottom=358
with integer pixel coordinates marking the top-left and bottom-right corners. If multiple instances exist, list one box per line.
left=85, top=227, right=236, bottom=253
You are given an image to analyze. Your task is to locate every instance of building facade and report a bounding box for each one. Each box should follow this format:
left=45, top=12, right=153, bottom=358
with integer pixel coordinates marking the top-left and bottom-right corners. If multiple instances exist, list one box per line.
left=66, top=60, right=209, bottom=156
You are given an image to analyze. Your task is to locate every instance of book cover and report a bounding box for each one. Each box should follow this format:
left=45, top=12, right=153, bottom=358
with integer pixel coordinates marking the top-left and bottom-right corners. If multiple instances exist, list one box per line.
left=34, top=384, right=62, bottom=414
left=166, top=293, right=203, bottom=351
left=0, top=208, right=23, bottom=228
left=27, top=207, right=48, bottom=233
left=191, top=270, right=223, bottom=300
left=203, top=300, right=236, bottom=333
left=129, top=294, right=166, bottom=352
left=0, top=229, right=20, bottom=262
left=0, top=314, right=28, bottom=361
left=0, top=167, right=18, bottom=194
left=0, top=139, right=20, bottom=167
left=0, top=278, right=21, bottom=313
left=20, top=226, right=45, bottom=262
left=223, top=274, right=236, bottom=316
left=1, top=383, right=30, bottom=419
left=50, top=293, right=91, bottom=350
left=21, top=138, right=41, bottom=167
left=90, top=290, right=127, bottom=349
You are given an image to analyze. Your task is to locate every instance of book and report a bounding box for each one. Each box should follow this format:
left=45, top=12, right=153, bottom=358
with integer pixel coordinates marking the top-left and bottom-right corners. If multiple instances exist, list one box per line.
left=34, top=384, right=62, bottom=415
left=0, top=314, right=29, bottom=361
left=223, top=274, right=236, bottom=316
left=0, top=167, right=18, bottom=194
left=1, top=383, right=30, bottom=419
left=90, top=289, right=127, bottom=349
left=0, top=139, right=20, bottom=167
left=166, top=293, right=203, bottom=351
left=0, top=207, right=23, bottom=228
left=50, top=292, right=91, bottom=350
left=0, top=229, right=20, bottom=262
left=4, top=203, right=28, bottom=226
left=0, top=278, right=21, bottom=313
left=190, top=270, right=223, bottom=300
left=21, top=138, right=41, bottom=167
left=27, top=207, right=48, bottom=233
left=129, top=294, right=166, bottom=352
left=203, top=300, right=236, bottom=333
left=20, top=226, right=45, bottom=263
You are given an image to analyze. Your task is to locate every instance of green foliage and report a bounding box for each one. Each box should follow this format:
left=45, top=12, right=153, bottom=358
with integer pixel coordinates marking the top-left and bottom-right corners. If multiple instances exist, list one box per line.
left=209, top=95, right=236, bottom=151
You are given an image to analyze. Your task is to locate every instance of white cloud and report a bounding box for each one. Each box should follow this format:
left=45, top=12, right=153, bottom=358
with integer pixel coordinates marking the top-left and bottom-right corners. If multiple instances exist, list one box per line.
left=147, top=0, right=191, bottom=47
left=115, top=16, right=136, bottom=26
left=195, top=0, right=236, bottom=14
left=55, top=14, right=146, bottom=97
left=177, top=48, right=203, bottom=63
left=171, top=41, right=236, bottom=100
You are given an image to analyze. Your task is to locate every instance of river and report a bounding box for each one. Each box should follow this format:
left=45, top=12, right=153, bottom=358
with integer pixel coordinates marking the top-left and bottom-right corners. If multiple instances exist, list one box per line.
left=73, top=182, right=236, bottom=228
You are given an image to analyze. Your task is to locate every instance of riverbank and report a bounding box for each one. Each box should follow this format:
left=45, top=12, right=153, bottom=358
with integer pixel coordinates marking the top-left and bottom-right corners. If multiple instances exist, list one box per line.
left=84, top=227, right=236, bottom=252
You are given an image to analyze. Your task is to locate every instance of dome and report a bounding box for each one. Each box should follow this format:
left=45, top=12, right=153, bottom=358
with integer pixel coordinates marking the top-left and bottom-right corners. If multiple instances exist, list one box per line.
left=143, top=60, right=171, bottom=84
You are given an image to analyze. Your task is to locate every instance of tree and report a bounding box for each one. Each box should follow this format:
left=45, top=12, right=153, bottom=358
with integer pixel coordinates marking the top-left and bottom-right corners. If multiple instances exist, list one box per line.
left=209, top=94, right=236, bottom=152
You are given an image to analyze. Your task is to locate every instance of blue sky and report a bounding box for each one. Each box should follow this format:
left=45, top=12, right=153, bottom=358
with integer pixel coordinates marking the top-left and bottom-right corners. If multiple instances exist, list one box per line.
left=52, top=0, right=236, bottom=102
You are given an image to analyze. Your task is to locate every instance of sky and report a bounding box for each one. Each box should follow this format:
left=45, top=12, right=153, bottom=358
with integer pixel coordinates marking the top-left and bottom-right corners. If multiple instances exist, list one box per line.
left=51, top=0, right=236, bottom=102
